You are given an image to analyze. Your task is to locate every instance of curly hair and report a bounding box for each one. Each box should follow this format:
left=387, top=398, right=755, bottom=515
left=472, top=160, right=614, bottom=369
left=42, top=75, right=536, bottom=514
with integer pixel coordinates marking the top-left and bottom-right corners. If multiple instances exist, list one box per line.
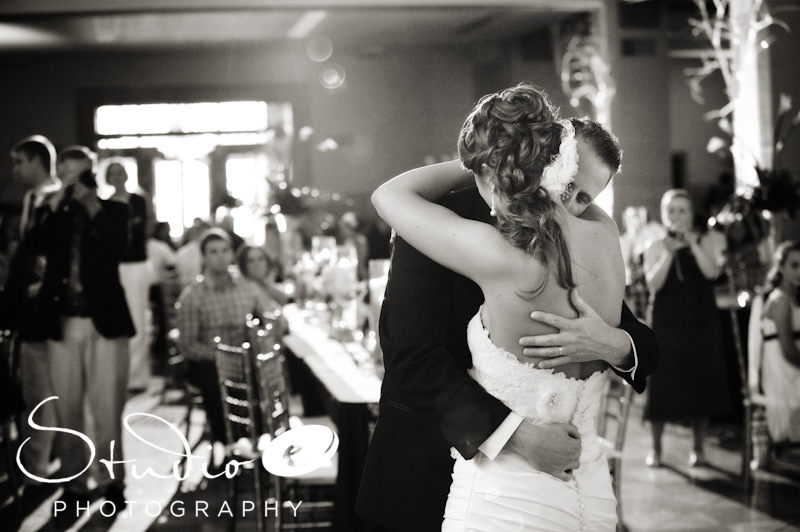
left=457, top=82, right=574, bottom=296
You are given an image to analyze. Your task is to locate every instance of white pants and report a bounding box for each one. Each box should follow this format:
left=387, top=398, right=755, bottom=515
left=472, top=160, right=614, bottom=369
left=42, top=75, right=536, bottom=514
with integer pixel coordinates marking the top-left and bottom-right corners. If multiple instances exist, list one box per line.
left=18, top=341, right=57, bottom=479
left=48, top=318, right=129, bottom=492
left=119, top=261, right=153, bottom=390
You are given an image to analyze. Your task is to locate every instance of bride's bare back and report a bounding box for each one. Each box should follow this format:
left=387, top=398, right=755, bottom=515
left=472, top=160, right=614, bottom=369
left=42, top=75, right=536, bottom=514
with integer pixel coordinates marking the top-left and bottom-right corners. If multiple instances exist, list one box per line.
left=478, top=211, right=625, bottom=380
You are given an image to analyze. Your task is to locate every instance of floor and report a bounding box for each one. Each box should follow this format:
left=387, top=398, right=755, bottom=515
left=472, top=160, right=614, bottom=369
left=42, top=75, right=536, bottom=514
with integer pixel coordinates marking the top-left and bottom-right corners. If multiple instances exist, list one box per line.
left=5, top=379, right=800, bottom=531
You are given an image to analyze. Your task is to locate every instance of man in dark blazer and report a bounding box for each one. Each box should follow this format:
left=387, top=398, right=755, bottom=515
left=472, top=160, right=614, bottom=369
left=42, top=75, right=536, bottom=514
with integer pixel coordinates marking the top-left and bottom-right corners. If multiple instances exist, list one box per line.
left=4, top=135, right=61, bottom=485
left=357, top=125, right=659, bottom=532
left=22, top=147, right=134, bottom=509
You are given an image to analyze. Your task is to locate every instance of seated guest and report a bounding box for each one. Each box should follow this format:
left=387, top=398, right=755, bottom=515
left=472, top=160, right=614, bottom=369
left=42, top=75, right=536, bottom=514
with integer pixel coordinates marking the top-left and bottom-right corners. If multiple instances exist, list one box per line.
left=337, top=211, right=369, bottom=280
left=175, top=219, right=210, bottom=286
left=761, top=241, right=800, bottom=444
left=154, top=221, right=176, bottom=250
left=236, top=244, right=289, bottom=306
left=176, top=229, right=276, bottom=466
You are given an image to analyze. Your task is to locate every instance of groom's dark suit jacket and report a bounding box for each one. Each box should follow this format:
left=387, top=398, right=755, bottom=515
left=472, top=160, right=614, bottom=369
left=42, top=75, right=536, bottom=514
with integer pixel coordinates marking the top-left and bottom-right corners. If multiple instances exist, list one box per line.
left=356, top=186, right=659, bottom=532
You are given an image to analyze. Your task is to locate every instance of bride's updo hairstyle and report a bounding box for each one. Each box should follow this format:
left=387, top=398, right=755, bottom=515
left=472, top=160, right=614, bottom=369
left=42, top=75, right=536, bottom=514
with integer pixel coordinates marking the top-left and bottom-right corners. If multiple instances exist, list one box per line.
left=458, top=83, right=575, bottom=296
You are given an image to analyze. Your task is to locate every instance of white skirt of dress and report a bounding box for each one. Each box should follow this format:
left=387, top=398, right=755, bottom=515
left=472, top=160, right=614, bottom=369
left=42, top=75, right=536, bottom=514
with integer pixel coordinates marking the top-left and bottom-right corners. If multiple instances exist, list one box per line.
left=442, top=450, right=617, bottom=532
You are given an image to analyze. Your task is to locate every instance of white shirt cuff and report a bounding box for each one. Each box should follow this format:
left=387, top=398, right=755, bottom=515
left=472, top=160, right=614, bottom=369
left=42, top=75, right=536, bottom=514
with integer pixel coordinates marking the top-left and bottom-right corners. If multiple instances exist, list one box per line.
left=611, top=330, right=638, bottom=381
left=479, top=412, right=524, bottom=460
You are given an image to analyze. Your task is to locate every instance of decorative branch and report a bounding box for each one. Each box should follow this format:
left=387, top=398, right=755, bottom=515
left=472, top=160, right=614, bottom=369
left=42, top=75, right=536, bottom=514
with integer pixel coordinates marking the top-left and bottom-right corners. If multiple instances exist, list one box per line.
left=553, top=15, right=615, bottom=125
left=685, top=0, right=787, bottom=120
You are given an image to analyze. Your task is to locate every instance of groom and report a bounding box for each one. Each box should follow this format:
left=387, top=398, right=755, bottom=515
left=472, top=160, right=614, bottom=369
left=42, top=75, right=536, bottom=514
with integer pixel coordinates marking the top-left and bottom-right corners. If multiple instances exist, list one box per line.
left=356, top=118, right=659, bottom=532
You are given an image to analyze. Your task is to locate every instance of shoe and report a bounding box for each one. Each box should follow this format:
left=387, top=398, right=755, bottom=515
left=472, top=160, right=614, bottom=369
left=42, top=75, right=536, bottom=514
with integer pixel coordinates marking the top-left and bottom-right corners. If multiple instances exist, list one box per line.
left=645, top=451, right=662, bottom=468
left=688, top=452, right=708, bottom=468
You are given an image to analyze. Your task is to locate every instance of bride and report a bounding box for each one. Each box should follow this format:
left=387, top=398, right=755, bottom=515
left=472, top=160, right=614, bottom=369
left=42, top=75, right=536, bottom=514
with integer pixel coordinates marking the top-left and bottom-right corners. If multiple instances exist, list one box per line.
left=372, top=83, right=624, bottom=531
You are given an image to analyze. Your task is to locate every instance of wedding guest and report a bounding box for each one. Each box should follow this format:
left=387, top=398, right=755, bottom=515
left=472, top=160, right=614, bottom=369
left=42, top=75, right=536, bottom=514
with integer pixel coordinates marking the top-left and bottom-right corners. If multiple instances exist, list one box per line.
left=148, top=231, right=177, bottom=281
left=105, top=161, right=154, bottom=393
left=176, top=229, right=274, bottom=466
left=175, top=219, right=210, bottom=286
left=761, top=241, right=800, bottom=444
left=216, top=207, right=244, bottom=252
left=337, top=211, right=369, bottom=280
left=147, top=230, right=177, bottom=364
left=154, top=221, right=176, bottom=250
left=26, top=146, right=133, bottom=508
left=643, top=189, right=729, bottom=467
left=4, top=135, right=61, bottom=487
left=236, top=244, right=289, bottom=306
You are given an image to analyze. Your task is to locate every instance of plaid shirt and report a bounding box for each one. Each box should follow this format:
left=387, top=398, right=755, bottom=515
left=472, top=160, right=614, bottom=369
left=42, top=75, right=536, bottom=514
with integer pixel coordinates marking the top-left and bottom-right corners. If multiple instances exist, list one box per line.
left=176, top=271, right=274, bottom=361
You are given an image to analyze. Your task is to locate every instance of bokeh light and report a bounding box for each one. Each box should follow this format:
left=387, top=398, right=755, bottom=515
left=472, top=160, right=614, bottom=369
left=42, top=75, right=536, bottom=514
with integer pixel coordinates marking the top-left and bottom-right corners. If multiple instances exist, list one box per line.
left=320, top=64, right=345, bottom=89
left=306, top=35, right=334, bottom=62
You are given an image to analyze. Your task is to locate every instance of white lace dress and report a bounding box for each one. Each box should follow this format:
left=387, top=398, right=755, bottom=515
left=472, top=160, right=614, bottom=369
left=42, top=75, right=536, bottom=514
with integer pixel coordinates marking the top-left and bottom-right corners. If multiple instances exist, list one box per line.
left=442, top=312, right=617, bottom=531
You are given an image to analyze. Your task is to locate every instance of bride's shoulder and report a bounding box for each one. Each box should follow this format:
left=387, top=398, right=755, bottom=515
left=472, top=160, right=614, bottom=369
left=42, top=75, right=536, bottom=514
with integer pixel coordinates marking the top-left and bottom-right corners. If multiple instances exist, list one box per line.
left=578, top=204, right=619, bottom=235
left=568, top=204, right=620, bottom=247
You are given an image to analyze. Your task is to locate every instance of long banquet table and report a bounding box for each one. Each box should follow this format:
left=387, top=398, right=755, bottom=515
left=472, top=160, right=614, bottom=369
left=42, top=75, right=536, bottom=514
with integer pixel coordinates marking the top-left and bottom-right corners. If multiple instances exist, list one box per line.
left=282, top=303, right=381, bottom=532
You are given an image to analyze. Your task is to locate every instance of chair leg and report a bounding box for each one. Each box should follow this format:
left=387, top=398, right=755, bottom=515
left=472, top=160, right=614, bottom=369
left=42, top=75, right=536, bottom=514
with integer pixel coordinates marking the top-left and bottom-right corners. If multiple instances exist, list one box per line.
left=254, top=466, right=264, bottom=532
left=743, top=405, right=753, bottom=493
left=272, top=475, right=283, bottom=532
left=615, top=458, right=623, bottom=527
left=228, top=472, right=238, bottom=532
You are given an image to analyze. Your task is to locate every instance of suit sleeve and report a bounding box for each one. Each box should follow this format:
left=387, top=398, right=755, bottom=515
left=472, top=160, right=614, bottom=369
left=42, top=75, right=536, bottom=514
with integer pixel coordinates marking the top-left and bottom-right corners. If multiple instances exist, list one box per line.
left=612, top=301, right=659, bottom=393
left=379, top=234, right=510, bottom=459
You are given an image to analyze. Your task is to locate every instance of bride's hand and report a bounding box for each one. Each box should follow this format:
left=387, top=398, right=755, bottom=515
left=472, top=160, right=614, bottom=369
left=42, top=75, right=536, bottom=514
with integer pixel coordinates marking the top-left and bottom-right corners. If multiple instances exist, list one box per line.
left=520, top=290, right=632, bottom=369
left=506, top=421, right=581, bottom=481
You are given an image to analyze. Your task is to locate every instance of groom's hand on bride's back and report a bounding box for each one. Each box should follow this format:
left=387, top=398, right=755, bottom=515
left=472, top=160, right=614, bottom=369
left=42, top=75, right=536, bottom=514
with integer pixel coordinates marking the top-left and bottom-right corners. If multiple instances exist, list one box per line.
left=506, top=421, right=581, bottom=481
left=519, top=290, right=632, bottom=369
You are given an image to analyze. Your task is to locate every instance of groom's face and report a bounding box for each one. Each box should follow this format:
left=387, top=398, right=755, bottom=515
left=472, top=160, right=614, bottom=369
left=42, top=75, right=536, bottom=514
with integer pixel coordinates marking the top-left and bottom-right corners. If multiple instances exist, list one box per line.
left=562, top=137, right=615, bottom=217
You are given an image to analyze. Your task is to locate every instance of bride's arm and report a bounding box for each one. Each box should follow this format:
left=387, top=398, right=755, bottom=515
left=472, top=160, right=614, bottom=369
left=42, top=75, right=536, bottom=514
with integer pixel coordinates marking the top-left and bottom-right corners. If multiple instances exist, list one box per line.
left=372, top=160, right=505, bottom=280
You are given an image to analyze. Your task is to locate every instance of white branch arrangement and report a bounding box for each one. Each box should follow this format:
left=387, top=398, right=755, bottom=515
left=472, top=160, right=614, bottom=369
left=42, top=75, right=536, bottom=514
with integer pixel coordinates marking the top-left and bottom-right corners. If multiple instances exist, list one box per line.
left=685, top=0, right=789, bottom=121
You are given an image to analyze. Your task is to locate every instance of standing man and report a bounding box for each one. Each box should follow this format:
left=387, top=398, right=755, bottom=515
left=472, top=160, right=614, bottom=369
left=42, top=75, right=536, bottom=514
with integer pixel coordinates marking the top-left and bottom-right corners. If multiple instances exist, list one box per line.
left=25, top=146, right=134, bottom=508
left=357, top=119, right=660, bottom=531
left=6, top=135, right=61, bottom=487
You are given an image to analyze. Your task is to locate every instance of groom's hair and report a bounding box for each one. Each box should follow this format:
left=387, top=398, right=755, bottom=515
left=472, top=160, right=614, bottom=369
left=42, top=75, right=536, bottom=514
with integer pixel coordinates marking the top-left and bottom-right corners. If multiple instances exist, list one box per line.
left=570, top=118, right=622, bottom=174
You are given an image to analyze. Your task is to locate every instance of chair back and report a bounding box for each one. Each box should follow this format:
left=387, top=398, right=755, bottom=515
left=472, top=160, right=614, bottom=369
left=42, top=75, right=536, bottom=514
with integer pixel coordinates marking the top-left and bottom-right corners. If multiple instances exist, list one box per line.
left=214, top=339, right=260, bottom=446
left=596, top=375, right=634, bottom=521
left=596, top=376, right=634, bottom=454
left=746, top=292, right=765, bottom=396
left=247, top=316, right=292, bottom=438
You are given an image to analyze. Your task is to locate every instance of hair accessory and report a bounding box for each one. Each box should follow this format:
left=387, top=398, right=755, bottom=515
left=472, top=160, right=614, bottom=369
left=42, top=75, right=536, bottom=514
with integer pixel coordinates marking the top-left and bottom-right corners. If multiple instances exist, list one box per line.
left=541, top=120, right=579, bottom=197
left=560, top=181, right=575, bottom=203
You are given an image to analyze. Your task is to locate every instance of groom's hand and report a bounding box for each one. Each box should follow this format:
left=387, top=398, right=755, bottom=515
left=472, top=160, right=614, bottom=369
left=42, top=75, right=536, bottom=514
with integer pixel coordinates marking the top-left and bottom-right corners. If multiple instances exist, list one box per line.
left=519, top=290, right=632, bottom=369
left=506, top=421, right=581, bottom=481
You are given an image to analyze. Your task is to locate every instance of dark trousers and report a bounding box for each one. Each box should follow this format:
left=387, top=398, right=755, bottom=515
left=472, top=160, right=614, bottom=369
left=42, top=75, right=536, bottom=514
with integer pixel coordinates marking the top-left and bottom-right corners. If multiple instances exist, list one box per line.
left=186, top=359, right=227, bottom=443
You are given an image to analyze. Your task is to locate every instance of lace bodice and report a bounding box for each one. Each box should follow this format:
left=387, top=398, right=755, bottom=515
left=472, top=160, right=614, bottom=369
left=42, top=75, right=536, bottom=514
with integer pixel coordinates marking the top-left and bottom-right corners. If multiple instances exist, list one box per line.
left=467, top=311, right=608, bottom=437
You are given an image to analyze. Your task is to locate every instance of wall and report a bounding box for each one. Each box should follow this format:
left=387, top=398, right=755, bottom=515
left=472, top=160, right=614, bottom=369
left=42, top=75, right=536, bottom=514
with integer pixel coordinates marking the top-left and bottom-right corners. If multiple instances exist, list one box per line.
left=769, top=10, right=800, bottom=242
left=668, top=60, right=729, bottom=193
left=0, top=43, right=478, bottom=210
